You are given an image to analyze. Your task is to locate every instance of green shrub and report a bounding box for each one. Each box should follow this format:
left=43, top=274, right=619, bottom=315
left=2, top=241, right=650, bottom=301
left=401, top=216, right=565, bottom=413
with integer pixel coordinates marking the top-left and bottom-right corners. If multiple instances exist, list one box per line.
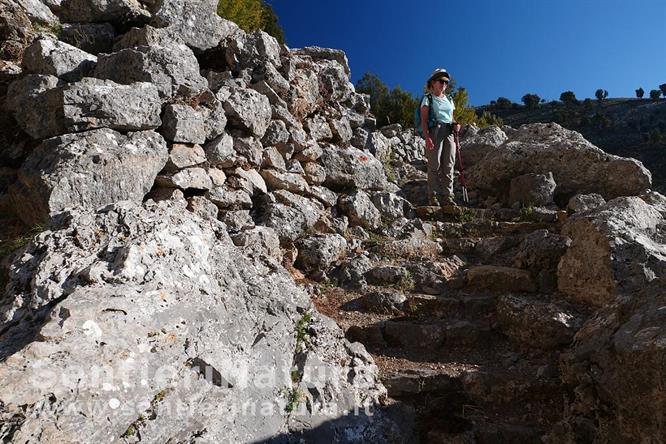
left=217, top=0, right=284, bottom=43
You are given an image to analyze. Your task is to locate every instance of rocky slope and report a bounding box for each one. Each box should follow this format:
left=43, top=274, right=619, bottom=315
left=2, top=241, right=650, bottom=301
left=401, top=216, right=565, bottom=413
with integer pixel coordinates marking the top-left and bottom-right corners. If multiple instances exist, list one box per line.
left=0, top=1, right=665, bottom=443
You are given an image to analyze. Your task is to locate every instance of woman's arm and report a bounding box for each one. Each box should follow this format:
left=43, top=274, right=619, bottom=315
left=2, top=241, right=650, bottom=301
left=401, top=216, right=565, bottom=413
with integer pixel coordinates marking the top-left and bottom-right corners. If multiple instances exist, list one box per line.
left=420, top=105, right=434, bottom=150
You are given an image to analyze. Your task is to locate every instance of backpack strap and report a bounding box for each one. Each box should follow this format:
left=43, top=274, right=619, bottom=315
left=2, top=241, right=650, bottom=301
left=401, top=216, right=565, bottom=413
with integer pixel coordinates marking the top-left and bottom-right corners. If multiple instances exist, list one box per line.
left=426, top=93, right=435, bottom=128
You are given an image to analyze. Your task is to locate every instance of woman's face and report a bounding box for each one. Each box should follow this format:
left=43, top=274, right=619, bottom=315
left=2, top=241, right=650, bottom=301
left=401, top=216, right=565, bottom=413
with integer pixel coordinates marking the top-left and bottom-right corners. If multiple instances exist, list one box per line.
left=431, top=77, right=449, bottom=94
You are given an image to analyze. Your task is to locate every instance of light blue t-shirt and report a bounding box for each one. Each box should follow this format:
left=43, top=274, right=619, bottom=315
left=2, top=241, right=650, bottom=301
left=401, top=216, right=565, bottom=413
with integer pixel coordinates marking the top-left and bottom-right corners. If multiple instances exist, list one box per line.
left=421, top=94, right=455, bottom=124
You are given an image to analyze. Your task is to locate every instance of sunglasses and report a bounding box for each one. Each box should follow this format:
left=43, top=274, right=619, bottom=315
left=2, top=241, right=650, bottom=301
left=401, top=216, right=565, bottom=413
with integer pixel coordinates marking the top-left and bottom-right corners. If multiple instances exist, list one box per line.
left=437, top=79, right=449, bottom=85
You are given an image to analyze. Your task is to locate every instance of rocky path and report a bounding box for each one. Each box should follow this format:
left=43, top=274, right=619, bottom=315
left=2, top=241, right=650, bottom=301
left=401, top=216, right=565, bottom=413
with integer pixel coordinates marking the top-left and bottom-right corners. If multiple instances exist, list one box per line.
left=310, top=205, right=589, bottom=442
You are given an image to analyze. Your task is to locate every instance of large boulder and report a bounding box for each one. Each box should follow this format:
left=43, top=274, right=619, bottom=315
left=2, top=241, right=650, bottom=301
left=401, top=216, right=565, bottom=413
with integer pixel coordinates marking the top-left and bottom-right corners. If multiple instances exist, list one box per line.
left=8, top=77, right=162, bottom=139
left=57, top=0, right=151, bottom=24
left=556, top=285, right=666, bottom=443
left=320, top=146, right=387, bottom=191
left=0, top=200, right=398, bottom=442
left=557, top=193, right=666, bottom=306
left=467, top=123, right=652, bottom=201
left=459, top=125, right=508, bottom=167
left=94, top=44, right=207, bottom=99
left=8, top=129, right=168, bottom=225
left=149, top=0, right=235, bottom=52
left=23, top=37, right=97, bottom=82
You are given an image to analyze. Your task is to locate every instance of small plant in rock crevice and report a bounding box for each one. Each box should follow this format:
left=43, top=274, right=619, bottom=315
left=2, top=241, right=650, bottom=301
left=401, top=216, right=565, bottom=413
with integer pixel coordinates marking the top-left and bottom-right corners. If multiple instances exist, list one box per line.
left=294, top=312, right=313, bottom=353
left=458, top=208, right=478, bottom=224
left=520, top=205, right=536, bottom=222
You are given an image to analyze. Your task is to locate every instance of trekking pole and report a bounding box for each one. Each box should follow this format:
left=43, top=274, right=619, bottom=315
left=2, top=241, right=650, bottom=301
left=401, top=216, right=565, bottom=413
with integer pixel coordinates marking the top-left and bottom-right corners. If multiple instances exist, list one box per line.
left=454, top=130, right=469, bottom=203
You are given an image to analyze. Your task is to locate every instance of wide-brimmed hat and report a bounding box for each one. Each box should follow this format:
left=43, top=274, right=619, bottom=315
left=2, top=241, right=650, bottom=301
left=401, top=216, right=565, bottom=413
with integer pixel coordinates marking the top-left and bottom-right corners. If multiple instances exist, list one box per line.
left=429, top=68, right=450, bottom=82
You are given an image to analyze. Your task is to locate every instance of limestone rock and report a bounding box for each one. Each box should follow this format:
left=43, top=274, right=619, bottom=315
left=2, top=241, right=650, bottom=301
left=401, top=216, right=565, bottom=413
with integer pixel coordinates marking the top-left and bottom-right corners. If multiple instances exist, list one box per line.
left=8, top=77, right=162, bottom=138
left=292, top=46, right=351, bottom=77
left=460, top=125, right=508, bottom=167
left=58, top=0, right=150, bottom=24
left=304, top=114, right=332, bottom=142
left=497, top=295, right=583, bottom=349
left=14, top=0, right=59, bottom=24
left=320, top=146, right=387, bottom=191
left=149, top=0, right=232, bottom=51
left=166, top=143, right=206, bottom=170
left=467, top=123, right=652, bottom=200
left=295, top=234, right=347, bottom=274
left=23, top=37, right=97, bottom=81
left=558, top=287, right=666, bottom=442
left=509, top=172, right=556, bottom=207
left=231, top=226, right=282, bottom=261
left=206, top=186, right=252, bottom=210
left=260, top=169, right=309, bottom=194
left=158, top=167, right=212, bottom=191
left=566, top=193, right=606, bottom=213
left=558, top=195, right=666, bottom=306
left=224, top=29, right=282, bottom=71
left=256, top=191, right=324, bottom=243
left=94, top=44, right=207, bottom=99
left=261, top=119, right=290, bottom=147
left=338, top=191, right=382, bottom=231
left=204, top=133, right=235, bottom=168
left=161, top=104, right=206, bottom=144
left=360, top=290, right=406, bottom=314
left=8, top=129, right=167, bottom=225
left=222, top=87, right=272, bottom=138
left=370, top=192, right=408, bottom=221
left=466, top=265, right=537, bottom=293
left=186, top=194, right=218, bottom=220
left=0, top=200, right=394, bottom=442
left=302, top=162, right=326, bottom=186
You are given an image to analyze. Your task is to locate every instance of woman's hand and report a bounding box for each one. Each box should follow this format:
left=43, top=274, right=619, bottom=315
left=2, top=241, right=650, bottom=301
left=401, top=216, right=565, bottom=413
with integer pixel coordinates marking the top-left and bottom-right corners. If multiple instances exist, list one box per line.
left=425, top=136, right=434, bottom=150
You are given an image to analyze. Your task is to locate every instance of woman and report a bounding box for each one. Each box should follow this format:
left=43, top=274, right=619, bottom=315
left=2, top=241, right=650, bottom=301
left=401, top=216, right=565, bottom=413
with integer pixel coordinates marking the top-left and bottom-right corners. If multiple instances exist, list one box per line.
left=420, top=68, right=461, bottom=206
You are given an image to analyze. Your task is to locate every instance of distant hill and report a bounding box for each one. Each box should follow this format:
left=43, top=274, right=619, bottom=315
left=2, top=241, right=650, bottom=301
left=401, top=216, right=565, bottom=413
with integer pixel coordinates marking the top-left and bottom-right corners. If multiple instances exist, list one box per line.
left=476, top=98, right=666, bottom=192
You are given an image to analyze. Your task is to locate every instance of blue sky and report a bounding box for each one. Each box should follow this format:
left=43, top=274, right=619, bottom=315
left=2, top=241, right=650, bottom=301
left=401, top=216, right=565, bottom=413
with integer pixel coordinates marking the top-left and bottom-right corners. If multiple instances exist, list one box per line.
left=270, top=0, right=666, bottom=106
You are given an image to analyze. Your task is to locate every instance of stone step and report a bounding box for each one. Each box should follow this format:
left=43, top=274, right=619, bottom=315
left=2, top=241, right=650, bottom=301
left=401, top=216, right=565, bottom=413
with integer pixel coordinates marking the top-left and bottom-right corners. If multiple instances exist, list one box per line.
left=381, top=368, right=462, bottom=398
left=405, top=293, right=496, bottom=320
left=382, top=318, right=494, bottom=349
left=435, top=220, right=556, bottom=239
left=465, top=265, right=537, bottom=293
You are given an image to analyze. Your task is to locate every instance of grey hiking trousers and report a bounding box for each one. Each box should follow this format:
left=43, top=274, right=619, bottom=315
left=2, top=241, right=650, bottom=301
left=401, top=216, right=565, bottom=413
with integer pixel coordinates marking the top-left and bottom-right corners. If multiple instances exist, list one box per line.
left=426, top=122, right=456, bottom=200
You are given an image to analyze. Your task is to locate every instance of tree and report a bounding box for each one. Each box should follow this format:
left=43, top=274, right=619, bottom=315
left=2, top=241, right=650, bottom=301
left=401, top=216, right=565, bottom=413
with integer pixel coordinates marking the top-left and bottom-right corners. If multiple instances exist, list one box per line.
left=355, top=72, right=389, bottom=124
left=521, top=93, right=541, bottom=109
left=384, top=86, right=419, bottom=128
left=495, top=97, right=512, bottom=109
left=217, top=0, right=285, bottom=43
left=260, top=3, right=285, bottom=44
left=560, top=91, right=578, bottom=105
left=636, top=88, right=644, bottom=99
left=595, top=89, right=608, bottom=101
left=660, top=84, right=666, bottom=98
left=650, top=89, right=662, bottom=100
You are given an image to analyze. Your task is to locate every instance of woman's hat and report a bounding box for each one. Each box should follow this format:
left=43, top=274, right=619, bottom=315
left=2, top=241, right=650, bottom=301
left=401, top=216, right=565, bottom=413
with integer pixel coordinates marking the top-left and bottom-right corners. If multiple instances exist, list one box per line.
left=429, top=68, right=450, bottom=82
